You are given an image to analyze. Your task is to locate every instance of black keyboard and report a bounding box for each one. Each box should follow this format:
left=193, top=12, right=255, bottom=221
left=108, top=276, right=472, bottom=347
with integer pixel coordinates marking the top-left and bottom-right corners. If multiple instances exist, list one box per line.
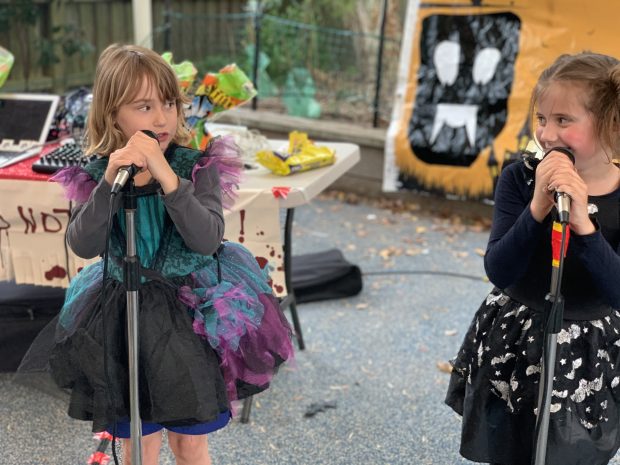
left=31, top=142, right=96, bottom=174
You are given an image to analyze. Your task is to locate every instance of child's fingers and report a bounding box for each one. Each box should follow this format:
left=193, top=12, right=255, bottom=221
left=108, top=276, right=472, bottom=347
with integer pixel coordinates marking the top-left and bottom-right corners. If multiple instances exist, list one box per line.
left=108, top=148, right=147, bottom=172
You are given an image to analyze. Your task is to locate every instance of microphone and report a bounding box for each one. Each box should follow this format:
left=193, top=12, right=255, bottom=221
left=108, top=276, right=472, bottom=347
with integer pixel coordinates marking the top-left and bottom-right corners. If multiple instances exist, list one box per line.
left=543, top=147, right=575, bottom=224
left=110, top=130, right=159, bottom=195
left=110, top=164, right=139, bottom=195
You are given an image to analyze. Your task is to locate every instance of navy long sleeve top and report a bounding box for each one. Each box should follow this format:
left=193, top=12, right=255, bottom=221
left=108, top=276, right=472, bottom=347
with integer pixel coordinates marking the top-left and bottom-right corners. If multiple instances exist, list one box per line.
left=484, top=160, right=620, bottom=319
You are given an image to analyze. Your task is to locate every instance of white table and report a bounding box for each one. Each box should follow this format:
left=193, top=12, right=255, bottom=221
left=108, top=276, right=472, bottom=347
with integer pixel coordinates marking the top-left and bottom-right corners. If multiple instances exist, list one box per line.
left=241, top=140, right=361, bottom=208
left=0, top=140, right=359, bottom=300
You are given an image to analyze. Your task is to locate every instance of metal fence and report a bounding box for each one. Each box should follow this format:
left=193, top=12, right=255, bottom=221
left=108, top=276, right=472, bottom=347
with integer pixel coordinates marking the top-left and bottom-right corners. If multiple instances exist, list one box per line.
left=1, top=1, right=402, bottom=127
left=155, top=10, right=402, bottom=127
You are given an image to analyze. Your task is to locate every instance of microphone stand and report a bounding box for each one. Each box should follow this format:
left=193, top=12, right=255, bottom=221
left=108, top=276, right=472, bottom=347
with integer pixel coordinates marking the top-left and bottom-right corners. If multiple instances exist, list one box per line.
left=533, top=220, right=569, bottom=465
left=122, top=180, right=143, bottom=465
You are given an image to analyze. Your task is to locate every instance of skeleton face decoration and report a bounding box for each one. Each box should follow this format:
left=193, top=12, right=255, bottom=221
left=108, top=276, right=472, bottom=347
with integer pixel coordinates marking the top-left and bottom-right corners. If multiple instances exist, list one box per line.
left=407, top=13, right=521, bottom=167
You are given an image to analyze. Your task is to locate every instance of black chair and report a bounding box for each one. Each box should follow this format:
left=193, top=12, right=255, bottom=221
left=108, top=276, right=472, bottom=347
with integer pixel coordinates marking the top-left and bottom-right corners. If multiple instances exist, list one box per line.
left=0, top=281, right=65, bottom=372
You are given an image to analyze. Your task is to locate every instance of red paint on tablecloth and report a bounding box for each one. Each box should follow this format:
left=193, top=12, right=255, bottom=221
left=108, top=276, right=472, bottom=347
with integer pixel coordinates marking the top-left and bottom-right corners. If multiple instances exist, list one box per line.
left=45, top=265, right=67, bottom=281
left=238, top=209, right=245, bottom=243
left=255, top=256, right=268, bottom=269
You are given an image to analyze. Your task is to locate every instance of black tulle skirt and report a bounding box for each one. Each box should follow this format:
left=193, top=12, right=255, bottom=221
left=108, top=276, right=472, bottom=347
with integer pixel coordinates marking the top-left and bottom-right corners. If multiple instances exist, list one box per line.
left=445, top=288, right=620, bottom=465
left=50, top=277, right=230, bottom=433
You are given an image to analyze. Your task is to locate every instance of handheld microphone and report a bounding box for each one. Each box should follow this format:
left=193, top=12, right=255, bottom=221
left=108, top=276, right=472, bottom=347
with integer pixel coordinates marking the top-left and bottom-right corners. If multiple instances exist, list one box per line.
left=110, top=164, right=139, bottom=195
left=543, top=147, right=575, bottom=224
left=110, top=130, right=159, bottom=195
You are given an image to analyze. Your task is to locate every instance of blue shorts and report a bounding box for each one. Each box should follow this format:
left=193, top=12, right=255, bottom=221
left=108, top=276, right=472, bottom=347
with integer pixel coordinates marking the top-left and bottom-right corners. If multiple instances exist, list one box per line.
left=107, top=411, right=231, bottom=438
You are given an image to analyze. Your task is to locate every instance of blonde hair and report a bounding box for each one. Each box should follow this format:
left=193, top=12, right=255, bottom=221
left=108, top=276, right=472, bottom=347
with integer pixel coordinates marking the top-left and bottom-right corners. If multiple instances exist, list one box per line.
left=530, top=51, right=620, bottom=159
left=85, top=44, right=190, bottom=156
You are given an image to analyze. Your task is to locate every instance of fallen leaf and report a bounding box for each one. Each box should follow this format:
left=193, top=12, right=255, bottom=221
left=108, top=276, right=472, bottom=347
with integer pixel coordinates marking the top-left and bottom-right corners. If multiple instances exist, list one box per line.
left=436, top=361, right=453, bottom=373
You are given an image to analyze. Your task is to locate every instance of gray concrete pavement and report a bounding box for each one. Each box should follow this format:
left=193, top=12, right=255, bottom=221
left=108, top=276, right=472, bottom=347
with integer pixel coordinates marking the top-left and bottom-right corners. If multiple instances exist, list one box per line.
left=2, top=193, right=618, bottom=465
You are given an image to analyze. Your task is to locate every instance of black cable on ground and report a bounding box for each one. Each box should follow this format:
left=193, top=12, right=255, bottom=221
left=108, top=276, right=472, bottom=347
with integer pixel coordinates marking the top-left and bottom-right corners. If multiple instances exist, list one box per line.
left=362, top=269, right=486, bottom=282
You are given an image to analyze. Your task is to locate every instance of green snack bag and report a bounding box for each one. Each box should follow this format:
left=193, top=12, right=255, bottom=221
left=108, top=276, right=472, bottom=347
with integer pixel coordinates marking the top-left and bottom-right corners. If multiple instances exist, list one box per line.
left=196, top=64, right=257, bottom=113
left=161, top=51, right=197, bottom=94
left=0, top=46, right=14, bottom=89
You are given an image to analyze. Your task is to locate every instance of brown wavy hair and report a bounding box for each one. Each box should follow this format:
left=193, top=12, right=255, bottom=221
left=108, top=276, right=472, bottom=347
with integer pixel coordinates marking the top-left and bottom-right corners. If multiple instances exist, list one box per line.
left=530, top=51, right=620, bottom=160
left=84, top=44, right=190, bottom=156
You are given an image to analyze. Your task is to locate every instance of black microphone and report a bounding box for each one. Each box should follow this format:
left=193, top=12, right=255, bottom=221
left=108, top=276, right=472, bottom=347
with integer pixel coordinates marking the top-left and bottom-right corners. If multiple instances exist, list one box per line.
left=110, top=130, right=159, bottom=195
left=543, top=147, right=575, bottom=224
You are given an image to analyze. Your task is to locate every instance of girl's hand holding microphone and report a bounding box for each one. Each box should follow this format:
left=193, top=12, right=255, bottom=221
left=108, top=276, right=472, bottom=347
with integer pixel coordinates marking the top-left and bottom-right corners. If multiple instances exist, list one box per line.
left=531, top=149, right=594, bottom=234
left=105, top=130, right=179, bottom=194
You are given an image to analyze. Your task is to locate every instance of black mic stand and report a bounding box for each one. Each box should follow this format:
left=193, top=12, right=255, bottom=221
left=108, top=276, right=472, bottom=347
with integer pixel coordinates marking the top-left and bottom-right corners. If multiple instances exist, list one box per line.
left=122, top=180, right=143, bottom=465
left=533, top=219, right=569, bottom=465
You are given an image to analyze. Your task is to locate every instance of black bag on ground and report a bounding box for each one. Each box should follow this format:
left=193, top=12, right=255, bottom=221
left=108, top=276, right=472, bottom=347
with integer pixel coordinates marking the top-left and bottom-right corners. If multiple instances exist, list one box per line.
left=0, top=282, right=65, bottom=372
left=291, top=249, right=363, bottom=303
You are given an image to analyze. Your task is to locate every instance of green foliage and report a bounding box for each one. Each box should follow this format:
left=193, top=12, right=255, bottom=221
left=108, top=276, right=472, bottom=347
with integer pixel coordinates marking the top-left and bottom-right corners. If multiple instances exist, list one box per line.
left=262, top=22, right=353, bottom=87
left=261, top=0, right=357, bottom=28
left=38, top=24, right=95, bottom=68
left=246, top=0, right=359, bottom=88
left=1, top=0, right=94, bottom=90
left=1, top=0, right=40, bottom=27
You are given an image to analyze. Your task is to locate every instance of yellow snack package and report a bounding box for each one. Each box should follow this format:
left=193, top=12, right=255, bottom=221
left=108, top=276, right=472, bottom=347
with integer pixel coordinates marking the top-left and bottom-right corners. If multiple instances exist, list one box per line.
left=256, top=131, right=336, bottom=176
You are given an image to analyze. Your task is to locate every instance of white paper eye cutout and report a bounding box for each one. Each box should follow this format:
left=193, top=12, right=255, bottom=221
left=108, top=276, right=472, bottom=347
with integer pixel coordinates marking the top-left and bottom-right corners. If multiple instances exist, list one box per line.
left=473, top=47, right=501, bottom=85
left=433, top=40, right=461, bottom=86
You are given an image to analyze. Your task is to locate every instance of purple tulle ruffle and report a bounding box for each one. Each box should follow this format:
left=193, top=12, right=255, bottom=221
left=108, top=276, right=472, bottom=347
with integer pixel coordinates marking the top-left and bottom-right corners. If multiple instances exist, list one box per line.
left=220, top=293, right=295, bottom=389
left=179, top=284, right=294, bottom=403
left=193, top=135, right=243, bottom=210
left=50, top=166, right=97, bottom=203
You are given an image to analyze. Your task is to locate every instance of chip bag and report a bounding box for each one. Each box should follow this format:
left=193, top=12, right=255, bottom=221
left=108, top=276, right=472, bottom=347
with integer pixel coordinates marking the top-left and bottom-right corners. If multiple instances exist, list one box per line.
left=0, top=46, right=14, bottom=89
left=195, top=64, right=257, bottom=114
left=161, top=51, right=197, bottom=94
left=256, top=131, right=335, bottom=176
left=187, top=64, right=257, bottom=151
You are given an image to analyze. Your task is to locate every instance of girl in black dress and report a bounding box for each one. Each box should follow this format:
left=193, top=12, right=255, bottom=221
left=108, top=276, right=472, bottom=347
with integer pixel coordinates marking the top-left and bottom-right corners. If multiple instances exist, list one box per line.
left=446, top=51, right=620, bottom=465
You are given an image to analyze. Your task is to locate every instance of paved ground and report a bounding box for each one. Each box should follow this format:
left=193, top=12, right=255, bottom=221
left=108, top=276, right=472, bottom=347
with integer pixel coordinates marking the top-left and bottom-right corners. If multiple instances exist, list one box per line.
left=2, top=192, right=619, bottom=464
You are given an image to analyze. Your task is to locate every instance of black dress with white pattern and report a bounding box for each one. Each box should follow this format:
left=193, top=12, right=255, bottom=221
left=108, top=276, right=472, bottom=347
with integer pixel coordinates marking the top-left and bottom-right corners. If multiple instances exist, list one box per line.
left=446, top=289, right=620, bottom=465
left=446, top=162, right=620, bottom=465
